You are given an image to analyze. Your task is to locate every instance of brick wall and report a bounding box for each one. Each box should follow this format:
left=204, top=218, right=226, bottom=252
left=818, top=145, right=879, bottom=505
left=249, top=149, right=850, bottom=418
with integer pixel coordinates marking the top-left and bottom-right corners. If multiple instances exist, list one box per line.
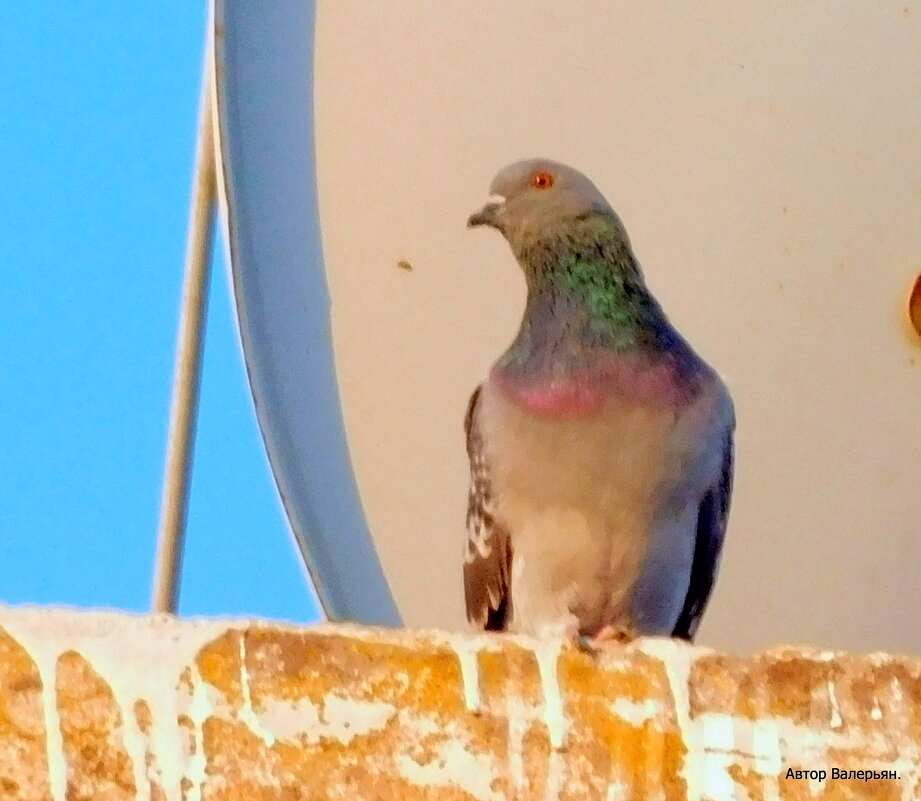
left=0, top=606, right=916, bottom=800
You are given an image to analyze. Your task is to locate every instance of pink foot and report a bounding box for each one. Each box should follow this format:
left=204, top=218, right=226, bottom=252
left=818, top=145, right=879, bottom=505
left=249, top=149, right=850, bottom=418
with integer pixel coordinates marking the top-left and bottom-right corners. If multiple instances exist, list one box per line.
left=593, top=624, right=636, bottom=645
left=571, top=624, right=636, bottom=658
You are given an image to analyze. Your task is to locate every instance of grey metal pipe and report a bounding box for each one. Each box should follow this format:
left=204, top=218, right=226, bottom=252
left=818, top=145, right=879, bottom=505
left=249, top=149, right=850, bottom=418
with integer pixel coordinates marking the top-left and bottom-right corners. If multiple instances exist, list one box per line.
left=152, top=53, right=216, bottom=614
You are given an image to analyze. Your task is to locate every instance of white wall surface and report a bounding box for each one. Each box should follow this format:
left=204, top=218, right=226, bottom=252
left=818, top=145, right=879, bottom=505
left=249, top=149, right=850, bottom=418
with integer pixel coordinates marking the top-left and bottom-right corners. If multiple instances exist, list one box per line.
left=312, top=2, right=921, bottom=652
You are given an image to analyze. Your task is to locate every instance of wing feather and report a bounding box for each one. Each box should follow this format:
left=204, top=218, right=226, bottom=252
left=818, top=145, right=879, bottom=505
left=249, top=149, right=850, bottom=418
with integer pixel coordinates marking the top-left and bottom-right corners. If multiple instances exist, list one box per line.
left=672, top=427, right=734, bottom=640
left=463, top=386, right=513, bottom=630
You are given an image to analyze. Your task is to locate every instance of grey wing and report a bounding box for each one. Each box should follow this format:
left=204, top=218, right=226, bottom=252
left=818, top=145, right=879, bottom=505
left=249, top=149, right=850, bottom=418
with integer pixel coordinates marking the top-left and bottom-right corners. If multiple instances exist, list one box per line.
left=463, top=385, right=513, bottom=631
left=672, top=428, right=734, bottom=640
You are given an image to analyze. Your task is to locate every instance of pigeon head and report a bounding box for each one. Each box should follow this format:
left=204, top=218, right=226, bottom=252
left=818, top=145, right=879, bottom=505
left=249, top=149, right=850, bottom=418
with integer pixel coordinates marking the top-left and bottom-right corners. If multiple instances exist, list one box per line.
left=468, top=159, right=617, bottom=250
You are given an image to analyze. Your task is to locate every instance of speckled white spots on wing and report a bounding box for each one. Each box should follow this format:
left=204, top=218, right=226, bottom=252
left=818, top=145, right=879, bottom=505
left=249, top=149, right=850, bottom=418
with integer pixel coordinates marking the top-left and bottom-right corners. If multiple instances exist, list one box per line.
left=465, top=521, right=493, bottom=562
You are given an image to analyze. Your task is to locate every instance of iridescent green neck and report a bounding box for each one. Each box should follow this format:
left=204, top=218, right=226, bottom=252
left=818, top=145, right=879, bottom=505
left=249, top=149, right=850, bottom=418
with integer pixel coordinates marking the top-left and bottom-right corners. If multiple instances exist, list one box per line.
left=500, top=215, right=673, bottom=371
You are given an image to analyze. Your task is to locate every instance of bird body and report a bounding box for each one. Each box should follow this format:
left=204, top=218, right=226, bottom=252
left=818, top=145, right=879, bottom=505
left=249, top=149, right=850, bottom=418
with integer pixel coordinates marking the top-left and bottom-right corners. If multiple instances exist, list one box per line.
left=464, top=159, right=734, bottom=641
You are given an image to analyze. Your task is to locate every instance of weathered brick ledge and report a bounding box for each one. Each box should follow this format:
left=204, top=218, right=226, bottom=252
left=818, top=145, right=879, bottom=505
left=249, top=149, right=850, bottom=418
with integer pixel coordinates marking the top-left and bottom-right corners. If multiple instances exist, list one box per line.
left=0, top=606, right=917, bottom=800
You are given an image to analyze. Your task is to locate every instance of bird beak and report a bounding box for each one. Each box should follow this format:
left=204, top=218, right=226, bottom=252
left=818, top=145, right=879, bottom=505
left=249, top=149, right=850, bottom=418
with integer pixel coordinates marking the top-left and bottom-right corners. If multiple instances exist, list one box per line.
left=467, top=194, right=506, bottom=229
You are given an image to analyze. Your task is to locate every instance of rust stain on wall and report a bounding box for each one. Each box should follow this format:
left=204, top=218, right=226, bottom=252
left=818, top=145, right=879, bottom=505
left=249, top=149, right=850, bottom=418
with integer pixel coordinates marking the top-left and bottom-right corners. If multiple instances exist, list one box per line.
left=0, top=608, right=918, bottom=800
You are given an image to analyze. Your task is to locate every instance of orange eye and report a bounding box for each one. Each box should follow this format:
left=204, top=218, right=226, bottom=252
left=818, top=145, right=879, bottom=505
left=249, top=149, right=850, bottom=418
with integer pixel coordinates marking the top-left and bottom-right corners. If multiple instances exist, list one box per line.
left=533, top=171, right=554, bottom=189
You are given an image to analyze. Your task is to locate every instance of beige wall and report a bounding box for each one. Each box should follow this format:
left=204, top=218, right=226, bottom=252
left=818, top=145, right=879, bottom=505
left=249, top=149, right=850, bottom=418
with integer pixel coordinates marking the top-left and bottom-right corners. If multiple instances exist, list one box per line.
left=314, top=2, right=921, bottom=653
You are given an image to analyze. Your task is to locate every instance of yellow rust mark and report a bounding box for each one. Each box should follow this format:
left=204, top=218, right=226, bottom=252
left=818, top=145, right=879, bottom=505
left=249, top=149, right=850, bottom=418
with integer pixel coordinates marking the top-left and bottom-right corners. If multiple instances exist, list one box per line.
left=561, top=647, right=687, bottom=800
left=133, top=699, right=152, bottom=737
left=196, top=630, right=243, bottom=705
left=762, top=656, right=838, bottom=724
left=728, top=764, right=766, bottom=801
left=478, top=642, right=544, bottom=708
left=133, top=700, right=167, bottom=801
left=56, top=650, right=137, bottom=800
left=909, top=272, right=921, bottom=340
left=0, top=629, right=43, bottom=739
left=218, top=630, right=493, bottom=736
left=560, top=646, right=659, bottom=704
left=0, top=628, right=49, bottom=801
left=206, top=711, right=470, bottom=801
left=332, top=635, right=464, bottom=715
left=692, top=652, right=785, bottom=721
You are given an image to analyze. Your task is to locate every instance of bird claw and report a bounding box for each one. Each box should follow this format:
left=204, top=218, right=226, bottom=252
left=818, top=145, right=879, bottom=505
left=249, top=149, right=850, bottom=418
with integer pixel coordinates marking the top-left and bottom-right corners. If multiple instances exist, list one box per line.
left=573, top=625, right=636, bottom=658
left=576, top=635, right=599, bottom=657
left=594, top=624, right=636, bottom=645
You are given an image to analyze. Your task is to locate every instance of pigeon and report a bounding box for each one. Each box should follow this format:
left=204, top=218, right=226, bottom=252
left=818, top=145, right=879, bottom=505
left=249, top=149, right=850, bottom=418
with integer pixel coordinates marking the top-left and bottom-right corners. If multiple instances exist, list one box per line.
left=464, top=158, right=734, bottom=642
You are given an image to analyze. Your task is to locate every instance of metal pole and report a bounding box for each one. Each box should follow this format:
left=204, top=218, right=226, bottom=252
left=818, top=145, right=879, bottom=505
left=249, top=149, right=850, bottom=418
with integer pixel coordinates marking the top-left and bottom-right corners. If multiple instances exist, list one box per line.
left=152, top=52, right=216, bottom=614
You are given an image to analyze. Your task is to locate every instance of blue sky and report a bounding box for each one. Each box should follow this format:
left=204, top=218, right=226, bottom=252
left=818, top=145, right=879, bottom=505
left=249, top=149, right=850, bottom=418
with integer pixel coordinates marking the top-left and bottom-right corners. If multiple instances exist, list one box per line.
left=0, top=5, right=319, bottom=622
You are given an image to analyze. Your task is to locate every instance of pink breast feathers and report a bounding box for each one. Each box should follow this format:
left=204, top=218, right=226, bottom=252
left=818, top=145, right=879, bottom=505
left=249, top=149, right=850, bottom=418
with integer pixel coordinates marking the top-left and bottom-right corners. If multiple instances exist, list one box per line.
left=491, top=356, right=694, bottom=418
